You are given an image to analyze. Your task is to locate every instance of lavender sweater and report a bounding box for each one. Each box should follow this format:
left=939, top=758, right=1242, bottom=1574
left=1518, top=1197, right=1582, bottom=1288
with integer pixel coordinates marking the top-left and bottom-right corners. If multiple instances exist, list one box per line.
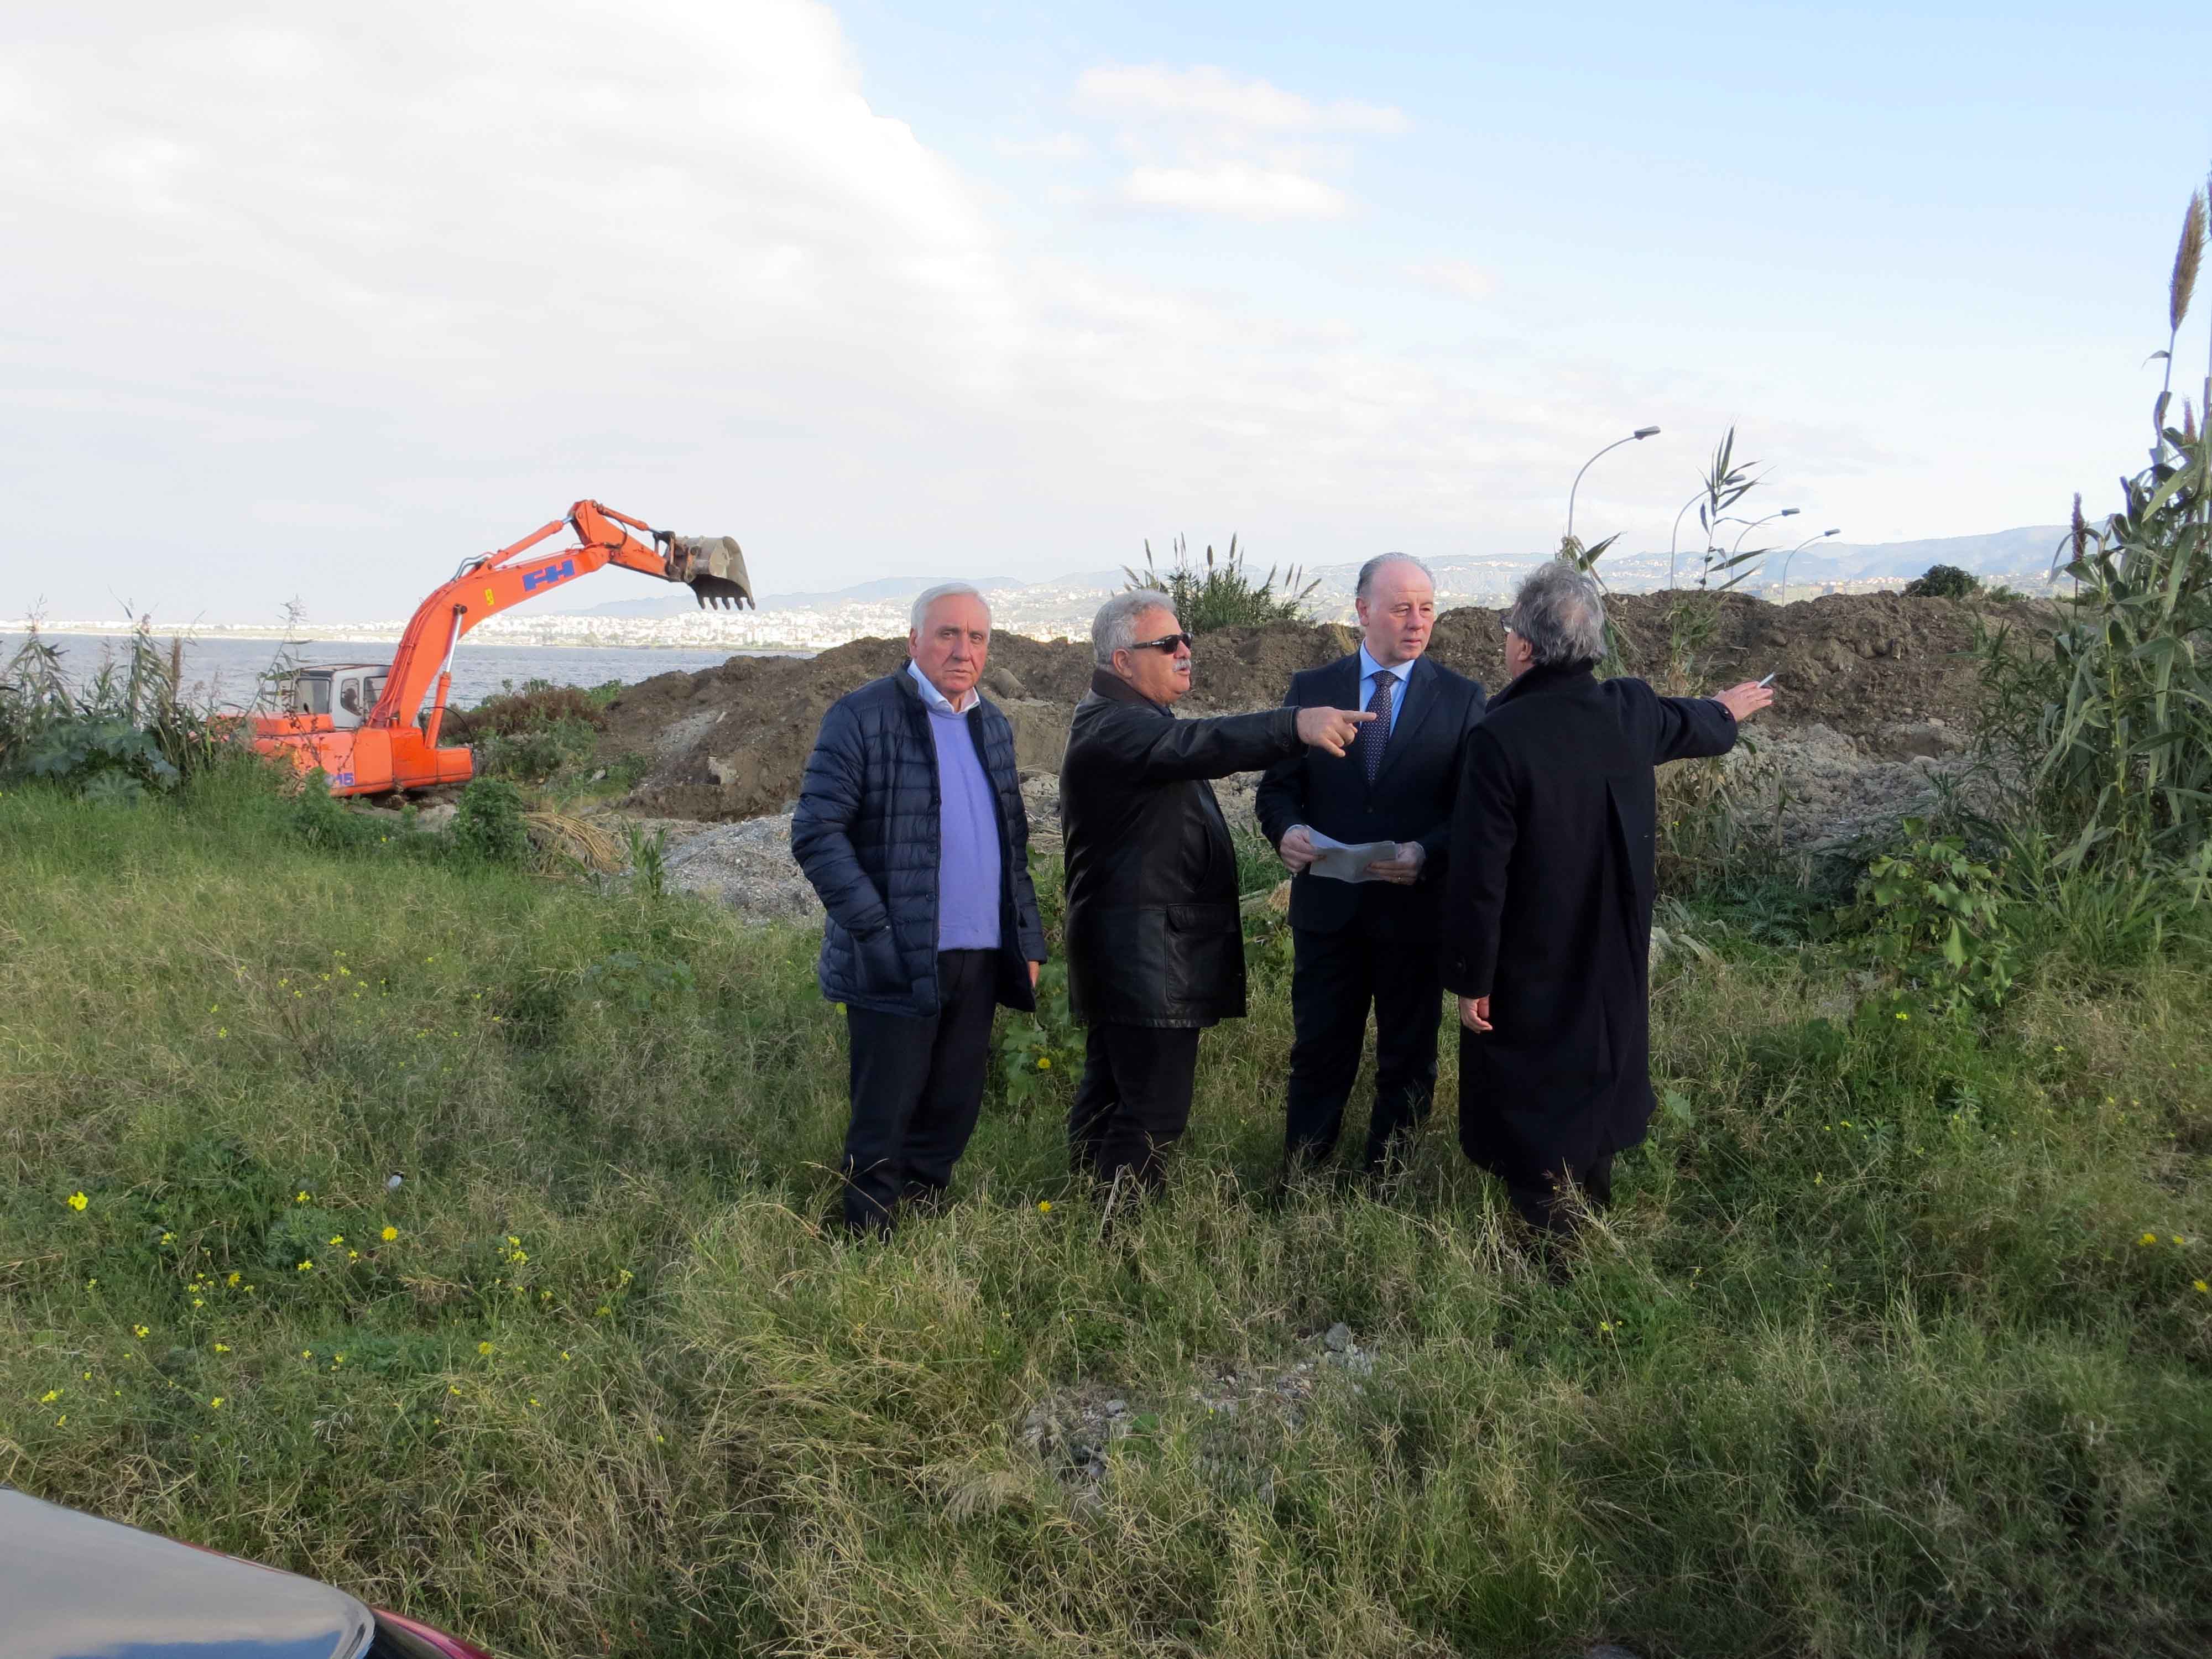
left=923, top=699, right=1004, bottom=952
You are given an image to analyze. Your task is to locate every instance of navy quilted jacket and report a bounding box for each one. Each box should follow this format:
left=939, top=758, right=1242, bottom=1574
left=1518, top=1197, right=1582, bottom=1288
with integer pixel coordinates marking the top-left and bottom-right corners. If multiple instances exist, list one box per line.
left=791, top=668, right=1047, bottom=1017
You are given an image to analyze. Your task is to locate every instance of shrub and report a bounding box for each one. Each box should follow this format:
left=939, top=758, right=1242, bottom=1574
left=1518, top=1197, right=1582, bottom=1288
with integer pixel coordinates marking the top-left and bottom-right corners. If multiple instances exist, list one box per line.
left=473, top=717, right=601, bottom=784
left=451, top=778, right=531, bottom=866
left=450, top=679, right=609, bottom=741
left=1, top=620, right=229, bottom=796
left=1125, top=534, right=1317, bottom=632
left=1904, top=564, right=1981, bottom=598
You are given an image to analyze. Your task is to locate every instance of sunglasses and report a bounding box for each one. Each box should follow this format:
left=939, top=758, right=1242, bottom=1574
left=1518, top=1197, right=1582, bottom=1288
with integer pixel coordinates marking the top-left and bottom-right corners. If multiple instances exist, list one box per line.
left=1129, top=632, right=1194, bottom=653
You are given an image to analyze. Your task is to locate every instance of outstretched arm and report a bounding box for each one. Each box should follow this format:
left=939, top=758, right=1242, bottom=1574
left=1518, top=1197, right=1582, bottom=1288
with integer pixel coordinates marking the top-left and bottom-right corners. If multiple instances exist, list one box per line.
left=1651, top=679, right=1771, bottom=764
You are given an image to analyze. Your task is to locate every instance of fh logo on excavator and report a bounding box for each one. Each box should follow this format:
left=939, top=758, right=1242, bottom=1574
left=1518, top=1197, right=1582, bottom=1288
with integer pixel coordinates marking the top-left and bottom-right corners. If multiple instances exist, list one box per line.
left=522, top=559, right=577, bottom=594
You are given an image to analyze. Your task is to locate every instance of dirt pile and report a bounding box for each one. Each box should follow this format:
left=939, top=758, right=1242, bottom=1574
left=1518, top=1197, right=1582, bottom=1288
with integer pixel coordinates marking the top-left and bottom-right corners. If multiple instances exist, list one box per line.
left=610, top=591, right=2039, bottom=825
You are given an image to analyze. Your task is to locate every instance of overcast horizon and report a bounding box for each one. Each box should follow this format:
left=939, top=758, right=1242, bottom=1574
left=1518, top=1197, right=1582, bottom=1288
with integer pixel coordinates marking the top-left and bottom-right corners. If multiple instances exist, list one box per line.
left=5, top=2, right=2208, bottom=625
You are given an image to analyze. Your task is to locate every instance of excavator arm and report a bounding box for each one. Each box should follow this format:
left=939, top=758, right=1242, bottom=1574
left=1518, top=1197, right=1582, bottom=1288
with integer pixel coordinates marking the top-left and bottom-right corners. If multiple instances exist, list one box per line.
left=370, top=500, right=752, bottom=737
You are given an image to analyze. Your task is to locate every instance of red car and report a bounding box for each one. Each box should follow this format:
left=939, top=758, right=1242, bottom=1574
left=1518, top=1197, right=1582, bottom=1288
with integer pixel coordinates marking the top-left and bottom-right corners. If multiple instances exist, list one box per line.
left=1, top=1484, right=495, bottom=1658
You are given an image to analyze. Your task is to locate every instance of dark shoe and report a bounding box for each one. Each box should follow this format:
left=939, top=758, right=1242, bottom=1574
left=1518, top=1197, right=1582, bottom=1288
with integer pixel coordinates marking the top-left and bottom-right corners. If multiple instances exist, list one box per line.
left=899, top=1180, right=949, bottom=1217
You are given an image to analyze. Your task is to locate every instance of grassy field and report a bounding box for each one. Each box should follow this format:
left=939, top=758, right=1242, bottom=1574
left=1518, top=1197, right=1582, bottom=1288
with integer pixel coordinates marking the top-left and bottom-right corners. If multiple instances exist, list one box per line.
left=3, top=767, right=2210, bottom=1658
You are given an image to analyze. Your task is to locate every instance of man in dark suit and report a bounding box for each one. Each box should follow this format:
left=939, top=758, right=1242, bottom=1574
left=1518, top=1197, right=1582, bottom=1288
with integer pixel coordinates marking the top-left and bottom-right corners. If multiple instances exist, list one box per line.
left=1256, top=552, right=1486, bottom=1177
left=1442, top=561, right=1772, bottom=1233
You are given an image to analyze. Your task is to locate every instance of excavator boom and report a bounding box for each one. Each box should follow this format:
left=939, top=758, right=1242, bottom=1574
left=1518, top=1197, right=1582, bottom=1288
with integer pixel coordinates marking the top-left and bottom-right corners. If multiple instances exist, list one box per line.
left=254, top=500, right=753, bottom=795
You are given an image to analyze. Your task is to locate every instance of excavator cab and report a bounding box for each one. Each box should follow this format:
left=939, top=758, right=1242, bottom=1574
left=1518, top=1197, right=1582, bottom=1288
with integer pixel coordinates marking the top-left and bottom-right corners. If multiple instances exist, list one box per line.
left=278, top=665, right=389, bottom=732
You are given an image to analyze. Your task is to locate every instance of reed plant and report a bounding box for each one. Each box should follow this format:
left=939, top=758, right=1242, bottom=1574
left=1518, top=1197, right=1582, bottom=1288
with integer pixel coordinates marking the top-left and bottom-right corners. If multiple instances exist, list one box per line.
left=1126, top=535, right=1319, bottom=633
left=1981, top=178, right=2212, bottom=885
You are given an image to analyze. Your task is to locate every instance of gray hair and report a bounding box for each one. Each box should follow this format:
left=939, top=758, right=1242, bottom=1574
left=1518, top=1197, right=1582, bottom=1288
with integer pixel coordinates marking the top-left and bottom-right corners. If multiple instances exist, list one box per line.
left=910, top=582, right=989, bottom=632
left=1092, top=590, right=1177, bottom=666
left=1506, top=562, right=1607, bottom=666
left=1355, top=551, right=1433, bottom=600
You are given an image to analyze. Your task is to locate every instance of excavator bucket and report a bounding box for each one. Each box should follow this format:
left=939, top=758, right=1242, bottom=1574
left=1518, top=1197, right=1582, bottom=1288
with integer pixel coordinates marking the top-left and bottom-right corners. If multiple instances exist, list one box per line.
left=669, top=534, right=755, bottom=611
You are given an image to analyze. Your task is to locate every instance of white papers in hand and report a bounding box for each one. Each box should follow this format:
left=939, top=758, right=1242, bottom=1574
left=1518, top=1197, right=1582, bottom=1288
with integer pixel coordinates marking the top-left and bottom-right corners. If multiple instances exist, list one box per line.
left=1306, top=829, right=1399, bottom=883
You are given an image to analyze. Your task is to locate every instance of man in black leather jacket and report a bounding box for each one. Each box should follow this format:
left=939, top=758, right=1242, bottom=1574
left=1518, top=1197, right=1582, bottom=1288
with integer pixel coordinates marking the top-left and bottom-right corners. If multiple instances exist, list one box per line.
left=1059, top=591, right=1371, bottom=1196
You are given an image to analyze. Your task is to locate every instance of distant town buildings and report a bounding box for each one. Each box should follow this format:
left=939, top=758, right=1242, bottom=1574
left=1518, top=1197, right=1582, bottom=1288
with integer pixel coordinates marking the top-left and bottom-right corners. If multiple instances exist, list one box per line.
left=12, top=544, right=2060, bottom=653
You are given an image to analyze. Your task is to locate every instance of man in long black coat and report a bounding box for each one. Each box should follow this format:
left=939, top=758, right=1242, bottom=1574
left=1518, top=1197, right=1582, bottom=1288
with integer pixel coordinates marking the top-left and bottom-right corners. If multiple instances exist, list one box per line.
left=1441, top=562, right=1773, bottom=1231
left=1256, top=552, right=1486, bottom=1175
left=1060, top=591, right=1373, bottom=1194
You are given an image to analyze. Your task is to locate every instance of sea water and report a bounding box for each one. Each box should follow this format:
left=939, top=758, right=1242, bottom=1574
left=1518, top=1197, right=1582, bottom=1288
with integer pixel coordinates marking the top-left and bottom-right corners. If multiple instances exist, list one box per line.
left=1, top=633, right=802, bottom=711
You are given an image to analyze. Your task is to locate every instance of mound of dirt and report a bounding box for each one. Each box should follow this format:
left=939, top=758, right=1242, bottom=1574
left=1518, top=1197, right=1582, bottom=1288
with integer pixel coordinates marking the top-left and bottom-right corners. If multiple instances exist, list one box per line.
left=611, top=591, right=2039, bottom=824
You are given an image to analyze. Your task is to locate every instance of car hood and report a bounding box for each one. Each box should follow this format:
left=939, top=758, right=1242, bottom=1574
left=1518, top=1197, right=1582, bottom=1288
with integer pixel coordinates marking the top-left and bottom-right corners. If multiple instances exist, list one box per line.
left=0, top=1487, right=373, bottom=1659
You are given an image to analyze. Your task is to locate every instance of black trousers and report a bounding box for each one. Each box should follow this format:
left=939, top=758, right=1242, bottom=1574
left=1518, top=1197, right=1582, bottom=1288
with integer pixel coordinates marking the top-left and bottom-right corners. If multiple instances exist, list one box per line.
left=1068, top=1022, right=1204, bottom=1193
left=1284, top=925, right=1441, bottom=1170
left=1507, top=1154, right=1615, bottom=1235
left=840, top=949, right=999, bottom=1233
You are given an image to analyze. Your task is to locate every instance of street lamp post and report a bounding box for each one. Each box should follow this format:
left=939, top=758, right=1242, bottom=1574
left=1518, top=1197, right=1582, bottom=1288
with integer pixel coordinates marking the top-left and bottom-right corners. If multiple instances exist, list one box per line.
left=1565, top=426, right=1661, bottom=545
left=1665, top=489, right=1705, bottom=591
left=1730, top=508, right=1801, bottom=556
left=1773, top=528, right=1841, bottom=599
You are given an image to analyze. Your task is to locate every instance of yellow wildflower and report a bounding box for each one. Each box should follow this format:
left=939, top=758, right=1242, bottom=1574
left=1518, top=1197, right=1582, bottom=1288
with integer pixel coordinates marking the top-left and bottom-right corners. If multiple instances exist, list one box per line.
left=1037, top=1201, right=1053, bottom=1214
left=478, top=1341, right=494, bottom=1356
left=132, top=1324, right=149, bottom=1338
left=66, top=1192, right=87, bottom=1211
left=381, top=1226, right=398, bottom=1242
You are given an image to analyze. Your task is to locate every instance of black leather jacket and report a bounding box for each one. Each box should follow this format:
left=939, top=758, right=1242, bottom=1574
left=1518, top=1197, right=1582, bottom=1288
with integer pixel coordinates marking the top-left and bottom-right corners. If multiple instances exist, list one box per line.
left=1059, top=670, right=1302, bottom=1027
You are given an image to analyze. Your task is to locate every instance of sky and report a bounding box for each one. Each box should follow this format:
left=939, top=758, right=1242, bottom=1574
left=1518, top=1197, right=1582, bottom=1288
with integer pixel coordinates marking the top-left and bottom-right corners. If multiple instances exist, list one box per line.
left=3, top=1, right=2209, bottom=622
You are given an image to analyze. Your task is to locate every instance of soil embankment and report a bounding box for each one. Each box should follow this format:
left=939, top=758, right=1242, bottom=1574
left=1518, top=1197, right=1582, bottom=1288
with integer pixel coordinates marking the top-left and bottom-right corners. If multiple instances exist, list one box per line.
left=604, top=591, right=2034, bottom=825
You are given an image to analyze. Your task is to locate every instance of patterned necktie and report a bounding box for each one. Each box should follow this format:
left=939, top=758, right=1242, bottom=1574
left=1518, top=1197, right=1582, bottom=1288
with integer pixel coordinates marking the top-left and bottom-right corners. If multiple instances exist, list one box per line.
left=1357, top=670, right=1394, bottom=782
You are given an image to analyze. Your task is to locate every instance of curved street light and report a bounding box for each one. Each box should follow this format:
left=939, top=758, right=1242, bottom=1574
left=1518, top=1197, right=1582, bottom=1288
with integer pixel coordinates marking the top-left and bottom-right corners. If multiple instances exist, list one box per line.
left=1565, top=426, right=1661, bottom=545
left=1665, top=489, right=1705, bottom=591
left=1774, top=528, right=1841, bottom=599
left=1730, top=507, right=1801, bottom=555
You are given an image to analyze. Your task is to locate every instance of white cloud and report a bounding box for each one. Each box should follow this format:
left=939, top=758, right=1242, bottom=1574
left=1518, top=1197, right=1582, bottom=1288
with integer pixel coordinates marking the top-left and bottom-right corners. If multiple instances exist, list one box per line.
left=1066, top=62, right=1402, bottom=222
left=1123, top=163, right=1347, bottom=221
left=994, top=132, right=1093, bottom=160
left=1074, top=64, right=1406, bottom=134
left=1406, top=259, right=1497, bottom=301
left=0, top=3, right=1918, bottom=623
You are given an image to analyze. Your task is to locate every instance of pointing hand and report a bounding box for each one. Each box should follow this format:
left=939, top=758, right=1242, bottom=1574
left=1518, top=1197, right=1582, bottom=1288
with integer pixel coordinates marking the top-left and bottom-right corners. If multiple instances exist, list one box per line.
left=1296, top=706, right=1376, bottom=757
left=1713, top=681, right=1776, bottom=722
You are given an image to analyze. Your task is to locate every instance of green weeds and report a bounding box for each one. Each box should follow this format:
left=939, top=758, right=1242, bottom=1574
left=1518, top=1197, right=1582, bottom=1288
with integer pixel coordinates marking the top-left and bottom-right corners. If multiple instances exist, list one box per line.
left=3, top=768, right=2209, bottom=1657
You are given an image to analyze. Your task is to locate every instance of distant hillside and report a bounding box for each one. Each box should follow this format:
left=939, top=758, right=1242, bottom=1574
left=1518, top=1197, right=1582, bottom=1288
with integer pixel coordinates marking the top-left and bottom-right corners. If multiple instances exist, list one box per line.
left=552, top=527, right=2070, bottom=622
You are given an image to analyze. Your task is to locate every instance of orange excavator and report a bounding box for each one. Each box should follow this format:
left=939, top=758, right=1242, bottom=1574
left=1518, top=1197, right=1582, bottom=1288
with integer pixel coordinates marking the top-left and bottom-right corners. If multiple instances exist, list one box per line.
left=253, top=500, right=752, bottom=796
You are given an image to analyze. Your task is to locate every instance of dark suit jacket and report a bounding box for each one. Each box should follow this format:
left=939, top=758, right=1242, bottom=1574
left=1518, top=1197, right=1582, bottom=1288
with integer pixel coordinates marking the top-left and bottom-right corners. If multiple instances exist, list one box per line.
left=1440, top=664, right=1738, bottom=1182
left=1254, top=653, right=1486, bottom=941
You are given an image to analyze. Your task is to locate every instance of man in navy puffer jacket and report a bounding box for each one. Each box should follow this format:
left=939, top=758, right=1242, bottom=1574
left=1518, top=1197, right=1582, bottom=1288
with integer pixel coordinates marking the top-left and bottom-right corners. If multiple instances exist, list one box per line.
left=791, top=583, right=1048, bottom=1234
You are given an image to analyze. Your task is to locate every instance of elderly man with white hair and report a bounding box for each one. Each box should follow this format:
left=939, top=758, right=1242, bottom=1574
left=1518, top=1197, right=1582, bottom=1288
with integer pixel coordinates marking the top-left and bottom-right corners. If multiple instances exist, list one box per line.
left=1058, top=589, right=1374, bottom=1198
left=792, top=582, right=1047, bottom=1236
left=1442, top=562, right=1773, bottom=1235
